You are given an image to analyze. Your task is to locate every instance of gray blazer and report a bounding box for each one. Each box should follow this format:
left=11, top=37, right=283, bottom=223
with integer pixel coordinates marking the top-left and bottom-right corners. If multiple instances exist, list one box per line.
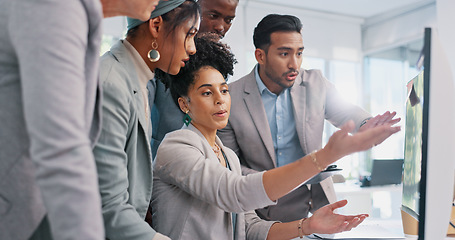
left=94, top=40, right=166, bottom=240
left=218, top=67, right=371, bottom=222
left=152, top=124, right=277, bottom=240
left=0, top=1, right=104, bottom=239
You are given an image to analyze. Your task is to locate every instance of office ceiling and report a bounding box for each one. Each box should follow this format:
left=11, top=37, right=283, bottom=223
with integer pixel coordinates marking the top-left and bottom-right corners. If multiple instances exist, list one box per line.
left=253, top=0, right=435, bottom=19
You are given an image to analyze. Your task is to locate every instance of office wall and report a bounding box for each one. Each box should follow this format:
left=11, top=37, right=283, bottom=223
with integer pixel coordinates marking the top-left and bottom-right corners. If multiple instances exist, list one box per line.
left=362, top=2, right=436, bottom=55
left=103, top=16, right=126, bottom=39
left=101, top=2, right=445, bottom=82
left=436, top=0, right=455, bottom=82
left=101, top=2, right=365, bottom=81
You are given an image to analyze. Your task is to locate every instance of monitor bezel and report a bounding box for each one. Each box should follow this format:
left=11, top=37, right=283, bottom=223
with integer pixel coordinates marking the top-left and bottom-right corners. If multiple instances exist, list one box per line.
left=417, top=27, right=431, bottom=240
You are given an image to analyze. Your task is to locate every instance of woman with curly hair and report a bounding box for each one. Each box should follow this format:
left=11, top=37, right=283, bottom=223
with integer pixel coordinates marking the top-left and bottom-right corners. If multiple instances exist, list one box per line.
left=151, top=33, right=400, bottom=240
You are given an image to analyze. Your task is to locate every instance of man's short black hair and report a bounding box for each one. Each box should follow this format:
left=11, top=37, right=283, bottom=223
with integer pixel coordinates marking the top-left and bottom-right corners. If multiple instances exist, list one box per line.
left=253, top=14, right=302, bottom=51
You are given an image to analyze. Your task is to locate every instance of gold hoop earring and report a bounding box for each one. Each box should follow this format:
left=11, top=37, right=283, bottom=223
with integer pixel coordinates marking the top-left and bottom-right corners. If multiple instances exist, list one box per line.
left=148, top=39, right=160, bottom=62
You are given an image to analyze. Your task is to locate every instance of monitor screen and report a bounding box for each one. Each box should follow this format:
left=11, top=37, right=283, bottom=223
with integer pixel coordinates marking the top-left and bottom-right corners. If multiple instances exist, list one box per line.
left=401, top=27, right=455, bottom=240
left=401, top=28, right=432, bottom=239
left=402, top=71, right=424, bottom=218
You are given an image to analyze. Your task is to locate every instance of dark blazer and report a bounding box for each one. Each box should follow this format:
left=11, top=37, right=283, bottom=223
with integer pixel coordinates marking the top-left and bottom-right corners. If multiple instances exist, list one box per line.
left=149, top=79, right=185, bottom=158
left=218, top=67, right=371, bottom=221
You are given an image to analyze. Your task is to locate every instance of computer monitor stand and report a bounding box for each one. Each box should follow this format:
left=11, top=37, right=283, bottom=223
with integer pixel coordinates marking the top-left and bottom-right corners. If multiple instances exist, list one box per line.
left=401, top=205, right=455, bottom=237
left=401, top=209, right=418, bottom=236
left=448, top=205, right=455, bottom=237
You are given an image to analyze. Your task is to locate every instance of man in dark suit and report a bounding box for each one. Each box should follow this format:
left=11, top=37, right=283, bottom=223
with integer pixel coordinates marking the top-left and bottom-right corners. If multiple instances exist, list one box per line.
left=218, top=14, right=399, bottom=222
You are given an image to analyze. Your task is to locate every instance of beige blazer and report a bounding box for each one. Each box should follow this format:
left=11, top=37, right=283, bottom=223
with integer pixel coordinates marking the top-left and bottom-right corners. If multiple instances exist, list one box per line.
left=152, top=124, right=278, bottom=240
left=218, top=67, right=371, bottom=221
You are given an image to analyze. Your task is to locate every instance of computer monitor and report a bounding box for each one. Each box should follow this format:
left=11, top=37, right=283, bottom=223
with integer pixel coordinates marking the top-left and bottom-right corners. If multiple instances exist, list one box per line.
left=401, top=27, right=455, bottom=240
left=402, top=69, right=424, bottom=236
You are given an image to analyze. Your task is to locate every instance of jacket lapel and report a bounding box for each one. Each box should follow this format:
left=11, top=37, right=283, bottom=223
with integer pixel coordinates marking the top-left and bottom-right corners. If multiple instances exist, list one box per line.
left=110, top=41, right=152, bottom=153
left=290, top=71, right=309, bottom=154
left=186, top=124, right=222, bottom=165
left=243, top=70, right=277, bottom=167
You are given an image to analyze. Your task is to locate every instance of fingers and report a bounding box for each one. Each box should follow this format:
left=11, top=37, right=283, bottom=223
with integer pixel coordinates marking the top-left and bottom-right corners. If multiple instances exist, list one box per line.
left=361, top=111, right=401, bottom=131
left=367, top=114, right=381, bottom=127
left=349, top=214, right=368, bottom=228
left=377, top=111, right=400, bottom=126
left=343, top=214, right=368, bottom=231
left=359, top=124, right=401, bottom=149
left=342, top=214, right=369, bottom=223
left=309, top=206, right=368, bottom=235
left=371, top=125, right=401, bottom=146
left=388, top=117, right=401, bottom=125
left=327, top=199, right=348, bottom=211
left=333, top=214, right=368, bottom=233
left=375, top=111, right=392, bottom=126
left=327, top=118, right=400, bottom=158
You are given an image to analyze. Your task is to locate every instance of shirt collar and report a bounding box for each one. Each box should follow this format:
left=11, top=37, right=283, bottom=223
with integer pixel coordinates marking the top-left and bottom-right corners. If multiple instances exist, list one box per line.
left=122, top=39, right=155, bottom=88
left=254, top=64, right=272, bottom=96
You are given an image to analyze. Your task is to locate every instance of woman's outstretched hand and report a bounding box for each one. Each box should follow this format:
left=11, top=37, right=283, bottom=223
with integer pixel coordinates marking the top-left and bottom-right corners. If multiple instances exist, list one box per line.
left=304, top=200, right=368, bottom=235
left=322, top=120, right=401, bottom=163
left=359, top=111, right=401, bottom=132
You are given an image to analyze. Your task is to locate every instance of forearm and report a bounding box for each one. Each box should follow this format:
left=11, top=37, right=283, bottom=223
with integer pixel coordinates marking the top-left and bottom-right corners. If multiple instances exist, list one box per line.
left=267, top=221, right=299, bottom=240
left=156, top=132, right=275, bottom=213
left=263, top=148, right=337, bottom=201
left=263, top=119, right=400, bottom=201
left=241, top=163, right=260, bottom=175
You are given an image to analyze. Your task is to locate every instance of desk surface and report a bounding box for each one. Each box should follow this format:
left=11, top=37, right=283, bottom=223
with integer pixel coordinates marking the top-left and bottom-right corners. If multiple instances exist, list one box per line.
left=312, top=219, right=404, bottom=239
left=334, top=181, right=403, bottom=218
left=294, top=218, right=455, bottom=240
left=334, top=181, right=402, bottom=194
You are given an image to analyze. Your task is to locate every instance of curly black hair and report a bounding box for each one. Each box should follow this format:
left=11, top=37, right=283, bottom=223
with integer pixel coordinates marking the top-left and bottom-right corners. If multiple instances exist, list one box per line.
left=155, top=32, right=237, bottom=107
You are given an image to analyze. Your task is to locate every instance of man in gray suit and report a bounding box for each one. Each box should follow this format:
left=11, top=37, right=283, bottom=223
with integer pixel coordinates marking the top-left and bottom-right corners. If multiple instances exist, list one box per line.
left=0, top=0, right=159, bottom=239
left=217, top=14, right=399, bottom=222
left=0, top=1, right=105, bottom=239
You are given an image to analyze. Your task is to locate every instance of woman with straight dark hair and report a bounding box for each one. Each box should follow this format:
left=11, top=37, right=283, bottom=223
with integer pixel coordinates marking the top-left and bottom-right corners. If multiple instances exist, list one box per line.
left=93, top=1, right=200, bottom=239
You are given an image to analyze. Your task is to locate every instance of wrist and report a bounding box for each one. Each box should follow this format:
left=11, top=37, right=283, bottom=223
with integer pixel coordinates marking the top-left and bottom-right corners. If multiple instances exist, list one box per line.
left=309, top=150, right=327, bottom=171
left=297, top=218, right=309, bottom=238
left=314, top=148, right=336, bottom=170
left=301, top=217, right=312, bottom=236
left=359, top=117, right=372, bottom=129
